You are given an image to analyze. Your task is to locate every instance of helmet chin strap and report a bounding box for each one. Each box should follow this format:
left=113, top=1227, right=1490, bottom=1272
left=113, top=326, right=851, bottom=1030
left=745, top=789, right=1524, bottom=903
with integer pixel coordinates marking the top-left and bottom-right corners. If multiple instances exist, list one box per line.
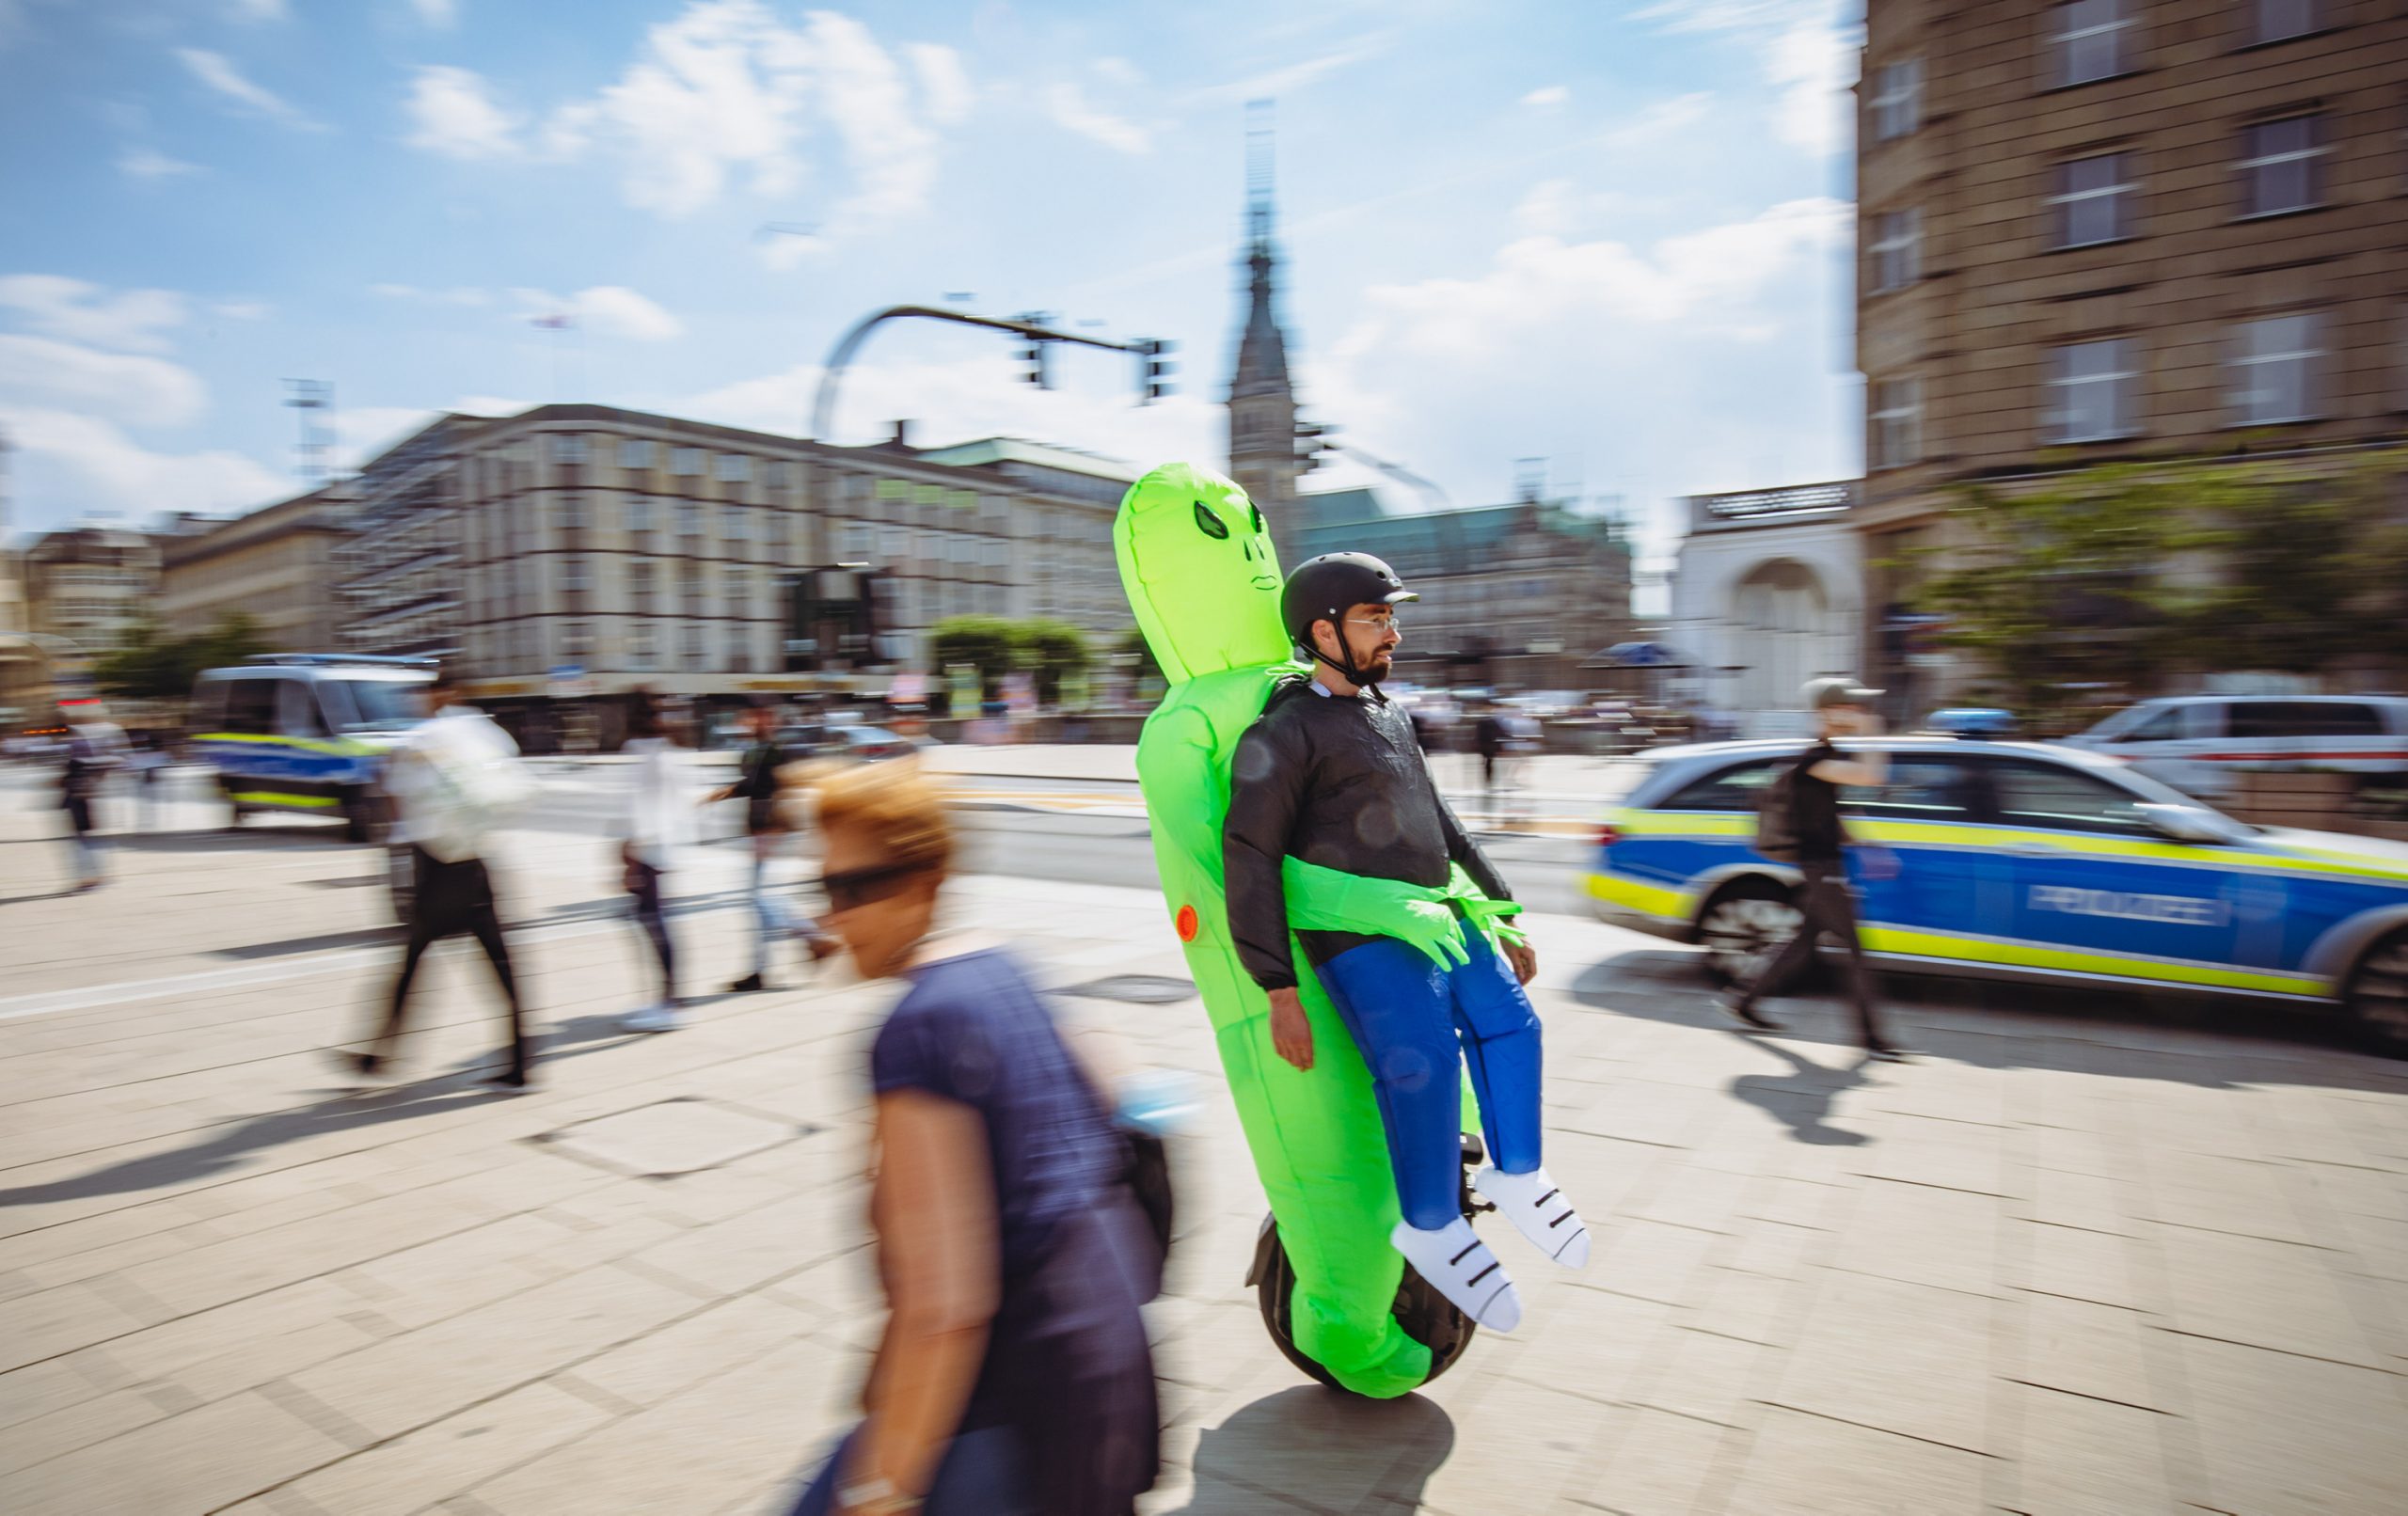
left=1307, top=633, right=1388, bottom=703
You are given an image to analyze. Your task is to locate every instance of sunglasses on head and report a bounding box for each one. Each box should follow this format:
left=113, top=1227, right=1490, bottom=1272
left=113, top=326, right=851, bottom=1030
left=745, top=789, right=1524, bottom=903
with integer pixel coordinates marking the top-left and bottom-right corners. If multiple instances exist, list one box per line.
left=816, top=861, right=932, bottom=912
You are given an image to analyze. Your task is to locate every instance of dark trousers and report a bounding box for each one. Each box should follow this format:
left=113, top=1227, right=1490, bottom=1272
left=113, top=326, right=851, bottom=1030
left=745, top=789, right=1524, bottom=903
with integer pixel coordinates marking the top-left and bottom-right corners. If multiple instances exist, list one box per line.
left=1734, top=861, right=1888, bottom=1050
left=627, top=860, right=676, bottom=1003
left=373, top=847, right=527, bottom=1079
left=788, top=1425, right=1037, bottom=1516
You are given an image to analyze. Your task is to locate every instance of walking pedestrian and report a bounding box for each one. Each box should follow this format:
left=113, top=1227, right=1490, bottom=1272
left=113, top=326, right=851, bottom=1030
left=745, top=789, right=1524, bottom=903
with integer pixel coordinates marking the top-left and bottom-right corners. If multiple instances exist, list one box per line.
left=350, top=666, right=537, bottom=1090
left=789, top=762, right=1160, bottom=1516
left=57, top=702, right=126, bottom=892
left=619, top=691, right=689, bottom=1034
left=709, top=701, right=835, bottom=993
left=127, top=730, right=168, bottom=829
left=1719, top=675, right=1907, bottom=1061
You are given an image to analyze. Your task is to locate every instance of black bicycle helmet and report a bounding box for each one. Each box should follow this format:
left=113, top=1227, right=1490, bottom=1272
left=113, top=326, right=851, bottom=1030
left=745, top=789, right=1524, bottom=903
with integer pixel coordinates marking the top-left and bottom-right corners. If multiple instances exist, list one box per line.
left=1281, top=553, right=1417, bottom=690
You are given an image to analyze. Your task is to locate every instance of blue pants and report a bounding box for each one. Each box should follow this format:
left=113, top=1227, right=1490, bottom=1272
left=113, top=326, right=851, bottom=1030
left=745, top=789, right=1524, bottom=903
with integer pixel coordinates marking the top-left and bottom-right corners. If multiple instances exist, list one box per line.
left=1315, top=927, right=1544, bottom=1232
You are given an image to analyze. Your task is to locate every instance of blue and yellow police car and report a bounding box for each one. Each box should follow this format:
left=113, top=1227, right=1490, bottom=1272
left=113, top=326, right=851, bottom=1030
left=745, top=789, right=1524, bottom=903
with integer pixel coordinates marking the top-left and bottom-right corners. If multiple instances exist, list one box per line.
left=1586, top=737, right=2408, bottom=1052
left=190, top=655, right=434, bottom=840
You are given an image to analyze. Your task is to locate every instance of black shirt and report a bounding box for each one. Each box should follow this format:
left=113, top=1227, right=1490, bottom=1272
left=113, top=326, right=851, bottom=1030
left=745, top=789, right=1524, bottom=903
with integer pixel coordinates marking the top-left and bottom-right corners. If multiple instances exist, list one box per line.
left=732, top=739, right=786, bottom=835
left=1791, top=738, right=1846, bottom=865
left=1223, top=681, right=1513, bottom=991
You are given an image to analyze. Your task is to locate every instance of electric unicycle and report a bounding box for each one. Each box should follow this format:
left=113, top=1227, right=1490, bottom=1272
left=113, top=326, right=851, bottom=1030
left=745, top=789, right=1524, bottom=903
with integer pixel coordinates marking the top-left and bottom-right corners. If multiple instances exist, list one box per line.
left=1246, top=1132, right=1491, bottom=1392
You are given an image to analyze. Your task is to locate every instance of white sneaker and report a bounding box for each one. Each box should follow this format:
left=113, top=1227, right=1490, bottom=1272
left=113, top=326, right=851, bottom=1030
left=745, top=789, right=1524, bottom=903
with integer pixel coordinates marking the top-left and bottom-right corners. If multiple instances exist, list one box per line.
left=1390, top=1219, right=1522, bottom=1333
left=622, top=1003, right=683, bottom=1034
left=1474, top=1164, right=1591, bottom=1270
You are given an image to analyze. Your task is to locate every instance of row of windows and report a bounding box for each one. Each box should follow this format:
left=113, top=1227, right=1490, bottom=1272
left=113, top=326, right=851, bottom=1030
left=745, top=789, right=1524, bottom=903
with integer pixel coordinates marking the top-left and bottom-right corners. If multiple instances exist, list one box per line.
left=1665, top=752, right=2167, bottom=839
left=1870, top=0, right=2326, bottom=139
left=1868, top=114, right=2334, bottom=293
left=551, top=437, right=1031, bottom=526
left=1869, top=309, right=2330, bottom=466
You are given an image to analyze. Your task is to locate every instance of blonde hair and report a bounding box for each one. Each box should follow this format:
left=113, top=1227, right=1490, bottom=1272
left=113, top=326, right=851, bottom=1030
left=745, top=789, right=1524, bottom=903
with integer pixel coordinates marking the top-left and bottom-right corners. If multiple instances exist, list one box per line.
left=812, top=759, right=952, bottom=874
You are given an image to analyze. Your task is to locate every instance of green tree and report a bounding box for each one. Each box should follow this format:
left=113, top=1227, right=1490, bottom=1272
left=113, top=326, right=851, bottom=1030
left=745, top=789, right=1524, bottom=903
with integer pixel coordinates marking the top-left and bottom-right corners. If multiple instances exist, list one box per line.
left=1117, top=624, right=1164, bottom=689
left=92, top=613, right=273, bottom=703
left=1917, top=452, right=2408, bottom=721
left=1013, top=618, right=1090, bottom=704
left=928, top=617, right=1019, bottom=700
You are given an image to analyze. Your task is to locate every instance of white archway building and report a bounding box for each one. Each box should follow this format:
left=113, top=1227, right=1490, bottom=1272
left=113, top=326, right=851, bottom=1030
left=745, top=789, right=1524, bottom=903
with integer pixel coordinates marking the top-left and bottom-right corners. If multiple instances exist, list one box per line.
left=1666, top=482, right=1864, bottom=727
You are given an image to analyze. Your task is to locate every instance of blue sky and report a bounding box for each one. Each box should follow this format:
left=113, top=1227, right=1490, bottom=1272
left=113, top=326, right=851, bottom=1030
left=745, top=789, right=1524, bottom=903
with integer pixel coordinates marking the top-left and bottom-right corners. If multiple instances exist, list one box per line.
left=0, top=0, right=1860, bottom=562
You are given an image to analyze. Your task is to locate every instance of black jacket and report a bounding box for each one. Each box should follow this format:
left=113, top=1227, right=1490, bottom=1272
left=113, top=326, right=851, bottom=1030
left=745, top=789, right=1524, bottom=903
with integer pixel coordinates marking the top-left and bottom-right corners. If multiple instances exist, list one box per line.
left=1223, top=680, right=1512, bottom=991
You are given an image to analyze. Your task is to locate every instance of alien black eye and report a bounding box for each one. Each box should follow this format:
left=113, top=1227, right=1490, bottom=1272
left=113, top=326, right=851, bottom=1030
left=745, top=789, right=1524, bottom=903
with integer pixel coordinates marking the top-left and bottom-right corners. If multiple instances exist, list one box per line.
left=1192, top=500, right=1229, bottom=540
left=1251, top=505, right=1264, bottom=532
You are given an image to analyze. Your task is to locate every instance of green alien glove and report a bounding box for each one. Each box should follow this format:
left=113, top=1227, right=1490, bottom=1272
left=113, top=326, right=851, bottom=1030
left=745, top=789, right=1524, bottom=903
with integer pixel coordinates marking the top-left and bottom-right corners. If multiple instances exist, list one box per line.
left=1283, top=857, right=1471, bottom=970
left=1447, top=863, right=1529, bottom=953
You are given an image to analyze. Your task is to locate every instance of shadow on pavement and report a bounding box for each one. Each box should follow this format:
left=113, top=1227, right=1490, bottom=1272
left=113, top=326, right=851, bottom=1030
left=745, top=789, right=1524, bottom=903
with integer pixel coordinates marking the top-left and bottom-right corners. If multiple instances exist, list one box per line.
left=0, top=1011, right=642, bottom=1210
left=1170, top=1386, right=1453, bottom=1513
left=1728, top=1036, right=1870, bottom=1145
left=1570, top=947, right=2408, bottom=1098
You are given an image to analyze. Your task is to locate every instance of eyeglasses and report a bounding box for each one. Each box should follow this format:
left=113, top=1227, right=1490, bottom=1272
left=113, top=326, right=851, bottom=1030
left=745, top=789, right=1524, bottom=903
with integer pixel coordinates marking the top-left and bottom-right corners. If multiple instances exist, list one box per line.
left=816, top=861, right=933, bottom=912
left=1343, top=615, right=1401, bottom=634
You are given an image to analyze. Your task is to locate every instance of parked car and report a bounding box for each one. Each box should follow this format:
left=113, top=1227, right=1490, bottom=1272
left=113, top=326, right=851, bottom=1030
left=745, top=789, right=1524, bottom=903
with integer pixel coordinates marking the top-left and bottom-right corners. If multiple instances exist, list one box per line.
left=1586, top=737, right=2408, bottom=1052
left=2064, top=694, right=2408, bottom=800
left=189, top=655, right=435, bottom=840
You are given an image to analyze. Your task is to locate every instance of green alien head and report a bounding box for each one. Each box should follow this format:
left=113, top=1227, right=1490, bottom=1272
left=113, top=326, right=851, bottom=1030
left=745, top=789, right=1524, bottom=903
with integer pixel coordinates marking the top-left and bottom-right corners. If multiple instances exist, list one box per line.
left=1115, top=461, right=1291, bottom=685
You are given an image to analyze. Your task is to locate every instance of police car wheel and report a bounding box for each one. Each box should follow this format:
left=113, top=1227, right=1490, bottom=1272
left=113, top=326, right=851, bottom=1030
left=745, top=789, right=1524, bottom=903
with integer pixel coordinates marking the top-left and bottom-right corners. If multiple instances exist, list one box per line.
left=1697, top=880, right=1805, bottom=989
left=2343, top=930, right=2408, bottom=1058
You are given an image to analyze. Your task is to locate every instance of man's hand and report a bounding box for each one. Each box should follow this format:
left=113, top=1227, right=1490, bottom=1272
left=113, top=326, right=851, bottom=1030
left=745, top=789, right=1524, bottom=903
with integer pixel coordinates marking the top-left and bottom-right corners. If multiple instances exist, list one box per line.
left=1267, top=987, right=1315, bottom=1071
left=1502, top=938, right=1539, bottom=986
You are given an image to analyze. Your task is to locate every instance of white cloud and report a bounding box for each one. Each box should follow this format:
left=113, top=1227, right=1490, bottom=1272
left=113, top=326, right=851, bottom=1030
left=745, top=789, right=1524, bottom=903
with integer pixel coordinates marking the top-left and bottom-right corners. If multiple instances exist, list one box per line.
left=510, top=285, right=684, bottom=340
left=210, top=298, right=269, bottom=320
left=0, top=406, right=283, bottom=519
left=227, top=0, right=286, bottom=22
left=908, top=42, right=972, bottom=126
left=117, top=146, right=200, bottom=179
left=410, top=0, right=458, bottom=27
left=1093, top=55, right=1143, bottom=87
left=1045, top=82, right=1150, bottom=155
left=0, top=335, right=208, bottom=426
left=1189, top=37, right=1390, bottom=106
left=404, top=65, right=524, bottom=159
left=1315, top=196, right=1854, bottom=520
left=1636, top=0, right=1855, bottom=156
left=458, top=0, right=956, bottom=234
left=1522, top=85, right=1569, bottom=106
left=175, top=47, right=323, bottom=131
left=370, top=282, right=491, bottom=306
left=0, top=275, right=186, bottom=353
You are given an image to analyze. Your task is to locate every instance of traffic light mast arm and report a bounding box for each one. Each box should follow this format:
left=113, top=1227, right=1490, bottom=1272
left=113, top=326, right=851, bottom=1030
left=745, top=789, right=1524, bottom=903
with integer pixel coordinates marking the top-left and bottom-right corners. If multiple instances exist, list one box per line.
left=808, top=305, right=1162, bottom=439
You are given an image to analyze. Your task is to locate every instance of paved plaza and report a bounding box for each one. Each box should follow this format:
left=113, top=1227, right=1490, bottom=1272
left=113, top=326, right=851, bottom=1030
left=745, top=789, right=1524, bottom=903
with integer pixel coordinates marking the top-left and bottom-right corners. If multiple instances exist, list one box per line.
left=3, top=773, right=2407, bottom=1513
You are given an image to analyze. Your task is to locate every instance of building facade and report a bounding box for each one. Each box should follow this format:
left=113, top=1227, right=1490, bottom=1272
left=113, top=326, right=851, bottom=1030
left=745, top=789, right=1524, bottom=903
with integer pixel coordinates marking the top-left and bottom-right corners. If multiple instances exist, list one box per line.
left=1666, top=482, right=1865, bottom=719
left=159, top=487, right=355, bottom=653
left=1856, top=0, right=2408, bottom=703
left=1281, top=484, right=1636, bottom=693
left=335, top=405, right=1133, bottom=711
left=23, top=527, right=162, bottom=685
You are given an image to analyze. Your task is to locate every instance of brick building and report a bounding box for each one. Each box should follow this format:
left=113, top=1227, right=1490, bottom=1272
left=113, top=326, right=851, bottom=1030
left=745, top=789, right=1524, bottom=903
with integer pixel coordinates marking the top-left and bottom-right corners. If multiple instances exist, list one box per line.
left=1856, top=0, right=2408, bottom=707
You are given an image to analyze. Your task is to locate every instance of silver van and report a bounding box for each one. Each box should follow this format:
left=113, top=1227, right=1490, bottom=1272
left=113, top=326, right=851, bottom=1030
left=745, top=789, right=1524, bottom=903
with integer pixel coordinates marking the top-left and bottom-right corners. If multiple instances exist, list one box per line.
left=2065, top=694, right=2408, bottom=800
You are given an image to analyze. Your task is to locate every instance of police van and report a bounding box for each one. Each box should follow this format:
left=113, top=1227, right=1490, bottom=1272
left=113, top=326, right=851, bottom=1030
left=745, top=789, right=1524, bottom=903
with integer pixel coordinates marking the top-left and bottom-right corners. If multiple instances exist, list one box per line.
left=1586, top=737, right=2408, bottom=1053
left=189, top=655, right=434, bottom=840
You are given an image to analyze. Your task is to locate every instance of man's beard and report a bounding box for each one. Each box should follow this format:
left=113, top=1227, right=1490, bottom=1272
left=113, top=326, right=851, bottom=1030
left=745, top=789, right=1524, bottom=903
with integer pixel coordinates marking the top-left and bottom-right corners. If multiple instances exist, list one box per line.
left=1359, top=650, right=1394, bottom=683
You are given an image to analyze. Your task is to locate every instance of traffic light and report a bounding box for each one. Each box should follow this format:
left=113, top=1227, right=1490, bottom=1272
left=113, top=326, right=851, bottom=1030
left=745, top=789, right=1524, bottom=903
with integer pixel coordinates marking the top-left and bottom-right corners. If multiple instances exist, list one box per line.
left=1135, top=338, right=1176, bottom=403
left=1014, top=311, right=1054, bottom=388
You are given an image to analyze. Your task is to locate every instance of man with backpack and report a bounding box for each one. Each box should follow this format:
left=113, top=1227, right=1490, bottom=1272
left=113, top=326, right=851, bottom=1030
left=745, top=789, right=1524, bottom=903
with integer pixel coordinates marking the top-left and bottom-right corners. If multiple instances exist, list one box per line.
left=1721, top=675, right=1905, bottom=1061
left=350, top=666, right=537, bottom=1090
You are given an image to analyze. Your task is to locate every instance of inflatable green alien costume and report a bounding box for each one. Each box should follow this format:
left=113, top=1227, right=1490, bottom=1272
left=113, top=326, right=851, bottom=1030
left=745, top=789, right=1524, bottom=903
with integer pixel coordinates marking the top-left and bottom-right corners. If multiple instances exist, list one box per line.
left=1115, top=462, right=1514, bottom=1397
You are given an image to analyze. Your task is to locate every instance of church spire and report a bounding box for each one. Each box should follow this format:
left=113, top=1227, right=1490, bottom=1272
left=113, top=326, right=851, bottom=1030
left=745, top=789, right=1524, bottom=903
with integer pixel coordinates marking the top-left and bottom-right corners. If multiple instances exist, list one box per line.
left=1228, top=100, right=1302, bottom=513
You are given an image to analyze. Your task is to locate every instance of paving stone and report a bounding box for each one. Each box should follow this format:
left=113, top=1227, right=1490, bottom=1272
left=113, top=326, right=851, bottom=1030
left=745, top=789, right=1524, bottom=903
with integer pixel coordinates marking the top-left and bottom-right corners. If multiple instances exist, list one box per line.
left=1576, top=1219, right=1719, bottom=1308
left=1721, top=1405, right=1988, bottom=1515
left=1417, top=1374, right=1611, bottom=1516
left=1849, top=1116, right=2013, bottom=1198
left=0, top=1389, right=348, bottom=1516
left=1720, top=1217, right=1824, bottom=1279
left=2156, top=1226, right=2386, bottom=1368
left=1828, top=1178, right=2002, bottom=1296
left=2023, top=1166, right=2131, bottom=1236
left=1635, top=1326, right=1770, bottom=1428
left=1504, top=1286, right=1672, bottom=1405
left=570, top=1290, right=816, bottom=1410
left=2022, top=1222, right=2146, bottom=1310
left=2008, top=1382, right=2177, bottom=1515
left=282, top=1381, right=615, bottom=1516
left=2016, top=1293, right=2162, bottom=1411
left=2179, top=1334, right=2408, bottom=1516
left=1772, top=1271, right=1994, bottom=1454
left=1571, top=1405, right=1731, bottom=1516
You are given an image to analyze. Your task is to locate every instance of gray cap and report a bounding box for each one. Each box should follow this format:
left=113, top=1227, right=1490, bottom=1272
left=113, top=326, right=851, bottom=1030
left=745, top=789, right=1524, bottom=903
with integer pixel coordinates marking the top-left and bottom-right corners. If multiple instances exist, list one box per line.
left=1803, top=675, right=1883, bottom=709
